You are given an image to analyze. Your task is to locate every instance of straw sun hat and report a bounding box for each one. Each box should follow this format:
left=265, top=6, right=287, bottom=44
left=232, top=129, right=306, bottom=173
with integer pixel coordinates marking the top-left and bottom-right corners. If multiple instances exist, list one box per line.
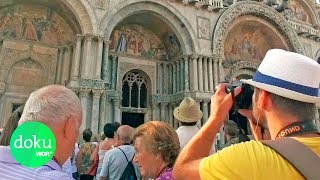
left=174, top=97, right=203, bottom=123
left=241, top=49, right=320, bottom=103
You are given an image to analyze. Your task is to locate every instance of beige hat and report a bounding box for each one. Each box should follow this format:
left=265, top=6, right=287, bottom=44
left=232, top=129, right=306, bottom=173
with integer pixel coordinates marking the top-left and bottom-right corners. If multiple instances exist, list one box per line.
left=174, top=97, right=203, bottom=123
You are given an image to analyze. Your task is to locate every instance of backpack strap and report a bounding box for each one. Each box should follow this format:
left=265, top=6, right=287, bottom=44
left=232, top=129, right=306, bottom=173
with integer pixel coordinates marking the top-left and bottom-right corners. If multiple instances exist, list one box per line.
left=117, top=147, right=129, bottom=162
left=261, top=137, right=320, bottom=180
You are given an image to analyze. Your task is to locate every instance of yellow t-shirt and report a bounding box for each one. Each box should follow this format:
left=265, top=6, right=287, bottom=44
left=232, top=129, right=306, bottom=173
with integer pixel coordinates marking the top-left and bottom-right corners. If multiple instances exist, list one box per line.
left=200, top=137, right=320, bottom=180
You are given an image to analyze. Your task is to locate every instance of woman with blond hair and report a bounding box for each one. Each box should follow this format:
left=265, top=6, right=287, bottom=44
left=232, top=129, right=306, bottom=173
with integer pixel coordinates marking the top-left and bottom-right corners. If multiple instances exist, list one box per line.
left=133, top=121, right=180, bottom=180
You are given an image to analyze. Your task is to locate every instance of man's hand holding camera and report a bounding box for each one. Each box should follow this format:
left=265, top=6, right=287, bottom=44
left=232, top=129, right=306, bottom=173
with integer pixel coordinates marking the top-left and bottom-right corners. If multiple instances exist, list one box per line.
left=208, top=83, right=242, bottom=127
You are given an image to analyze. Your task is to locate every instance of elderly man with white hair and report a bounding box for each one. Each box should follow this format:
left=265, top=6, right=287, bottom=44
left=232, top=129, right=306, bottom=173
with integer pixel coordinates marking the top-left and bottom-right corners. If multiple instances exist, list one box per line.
left=0, top=85, right=82, bottom=179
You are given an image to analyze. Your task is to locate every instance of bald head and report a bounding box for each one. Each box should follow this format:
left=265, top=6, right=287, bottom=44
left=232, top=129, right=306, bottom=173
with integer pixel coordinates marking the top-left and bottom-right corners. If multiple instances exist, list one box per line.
left=117, top=125, right=134, bottom=144
left=19, top=85, right=82, bottom=128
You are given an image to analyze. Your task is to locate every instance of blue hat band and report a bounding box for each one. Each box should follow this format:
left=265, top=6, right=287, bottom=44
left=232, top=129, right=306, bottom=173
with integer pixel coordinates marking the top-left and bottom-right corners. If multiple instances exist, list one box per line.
left=252, top=71, right=319, bottom=97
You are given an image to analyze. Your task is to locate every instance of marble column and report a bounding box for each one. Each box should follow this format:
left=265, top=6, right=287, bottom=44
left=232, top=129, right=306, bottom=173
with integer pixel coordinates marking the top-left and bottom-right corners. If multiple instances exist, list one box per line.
left=196, top=101, right=202, bottom=127
left=173, top=63, right=177, bottom=93
left=105, top=98, right=113, bottom=123
left=55, top=48, right=64, bottom=84
left=113, top=99, right=121, bottom=123
left=180, top=59, right=185, bottom=91
left=203, top=57, right=209, bottom=92
left=160, top=103, right=166, bottom=122
left=111, top=57, right=118, bottom=90
left=173, top=103, right=179, bottom=129
left=218, top=58, right=224, bottom=83
left=156, top=63, right=161, bottom=94
left=102, top=40, right=110, bottom=82
left=177, top=60, right=181, bottom=92
left=152, top=103, right=158, bottom=120
left=99, top=91, right=107, bottom=133
left=168, top=103, right=174, bottom=127
left=213, top=58, right=219, bottom=88
left=94, top=36, right=104, bottom=79
left=159, top=63, right=163, bottom=95
left=80, top=89, right=90, bottom=132
left=71, top=34, right=83, bottom=82
left=191, top=55, right=199, bottom=91
left=164, top=63, right=168, bottom=95
left=198, top=56, right=204, bottom=91
left=91, top=90, right=101, bottom=134
left=61, top=46, right=71, bottom=85
left=83, top=34, right=93, bottom=78
left=208, top=57, right=214, bottom=92
left=202, top=100, right=209, bottom=124
left=184, top=56, right=190, bottom=92
left=169, top=64, right=173, bottom=94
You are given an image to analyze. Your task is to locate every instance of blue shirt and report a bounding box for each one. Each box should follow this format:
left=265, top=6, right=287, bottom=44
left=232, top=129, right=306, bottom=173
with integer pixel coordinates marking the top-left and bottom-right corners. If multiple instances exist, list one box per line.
left=100, top=145, right=141, bottom=180
left=0, top=146, right=73, bottom=180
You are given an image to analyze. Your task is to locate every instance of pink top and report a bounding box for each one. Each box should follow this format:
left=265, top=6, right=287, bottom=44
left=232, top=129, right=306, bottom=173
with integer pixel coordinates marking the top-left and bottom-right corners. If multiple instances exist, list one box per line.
left=156, top=167, right=174, bottom=180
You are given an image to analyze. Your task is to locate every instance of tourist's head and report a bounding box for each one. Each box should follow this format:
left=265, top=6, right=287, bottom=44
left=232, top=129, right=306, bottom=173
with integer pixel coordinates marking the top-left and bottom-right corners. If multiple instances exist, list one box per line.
left=82, top=129, right=92, bottom=142
left=103, top=123, right=116, bottom=139
left=19, top=85, right=82, bottom=165
left=224, top=120, right=238, bottom=140
left=133, top=121, right=180, bottom=179
left=0, top=105, right=24, bottom=146
left=115, top=125, right=134, bottom=145
left=174, top=97, right=202, bottom=125
left=241, top=49, right=320, bottom=129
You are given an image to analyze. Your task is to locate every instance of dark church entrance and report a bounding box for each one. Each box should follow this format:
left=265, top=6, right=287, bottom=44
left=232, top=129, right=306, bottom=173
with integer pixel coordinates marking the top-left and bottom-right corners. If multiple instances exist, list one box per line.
left=122, top=112, right=144, bottom=128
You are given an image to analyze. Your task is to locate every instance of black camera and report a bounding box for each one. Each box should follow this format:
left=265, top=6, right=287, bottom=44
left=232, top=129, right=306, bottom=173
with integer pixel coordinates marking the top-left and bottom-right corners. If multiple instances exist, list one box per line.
left=225, top=81, right=254, bottom=110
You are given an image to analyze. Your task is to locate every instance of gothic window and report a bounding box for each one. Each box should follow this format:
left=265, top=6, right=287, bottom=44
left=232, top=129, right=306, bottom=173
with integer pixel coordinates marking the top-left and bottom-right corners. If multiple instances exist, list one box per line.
left=122, top=72, right=147, bottom=108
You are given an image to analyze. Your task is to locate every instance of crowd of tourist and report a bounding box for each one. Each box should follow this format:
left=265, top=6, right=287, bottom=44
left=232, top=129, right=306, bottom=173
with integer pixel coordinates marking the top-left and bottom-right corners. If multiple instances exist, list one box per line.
left=0, top=49, right=319, bottom=179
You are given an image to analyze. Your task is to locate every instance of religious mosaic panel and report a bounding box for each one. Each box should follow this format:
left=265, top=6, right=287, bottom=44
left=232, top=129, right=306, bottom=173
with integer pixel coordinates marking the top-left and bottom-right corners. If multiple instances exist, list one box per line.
left=224, top=21, right=287, bottom=62
left=285, top=0, right=312, bottom=23
left=0, top=4, right=76, bottom=46
left=109, top=24, right=181, bottom=61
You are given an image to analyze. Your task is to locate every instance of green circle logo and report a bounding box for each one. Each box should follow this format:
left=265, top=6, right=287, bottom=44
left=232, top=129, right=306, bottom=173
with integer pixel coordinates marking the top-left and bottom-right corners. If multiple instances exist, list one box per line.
left=10, top=121, right=56, bottom=168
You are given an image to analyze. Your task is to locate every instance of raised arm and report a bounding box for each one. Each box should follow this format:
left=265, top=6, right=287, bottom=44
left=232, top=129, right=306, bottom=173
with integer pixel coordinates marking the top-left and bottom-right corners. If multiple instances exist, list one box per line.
left=173, top=84, right=241, bottom=180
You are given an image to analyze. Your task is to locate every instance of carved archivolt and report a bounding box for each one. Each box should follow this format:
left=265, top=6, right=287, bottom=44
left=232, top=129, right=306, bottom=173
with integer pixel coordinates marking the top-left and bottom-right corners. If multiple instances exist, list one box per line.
left=212, top=1, right=304, bottom=58
left=224, top=61, right=259, bottom=82
left=118, top=61, right=155, bottom=94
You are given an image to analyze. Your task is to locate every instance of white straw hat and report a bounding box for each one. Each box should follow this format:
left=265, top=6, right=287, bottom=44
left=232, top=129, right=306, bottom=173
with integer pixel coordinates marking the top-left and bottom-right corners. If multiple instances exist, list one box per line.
left=174, top=97, right=203, bottom=123
left=241, top=49, right=320, bottom=103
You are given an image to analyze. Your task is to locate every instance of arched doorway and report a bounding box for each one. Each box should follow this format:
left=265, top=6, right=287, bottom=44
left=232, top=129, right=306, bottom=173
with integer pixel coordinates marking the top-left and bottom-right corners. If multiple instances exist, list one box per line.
left=121, top=70, right=148, bottom=128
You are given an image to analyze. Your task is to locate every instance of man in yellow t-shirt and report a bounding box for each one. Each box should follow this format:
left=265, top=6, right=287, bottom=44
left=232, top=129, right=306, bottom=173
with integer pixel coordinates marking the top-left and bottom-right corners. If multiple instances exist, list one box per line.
left=173, top=49, right=320, bottom=180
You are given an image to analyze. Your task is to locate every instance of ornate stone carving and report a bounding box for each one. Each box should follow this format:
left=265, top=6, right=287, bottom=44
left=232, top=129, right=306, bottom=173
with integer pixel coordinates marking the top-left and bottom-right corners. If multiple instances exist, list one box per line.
left=80, top=78, right=109, bottom=90
left=224, top=60, right=259, bottom=82
left=212, top=1, right=304, bottom=57
left=118, top=61, right=155, bottom=94
left=80, top=88, right=91, bottom=97
left=197, top=16, right=210, bottom=40
left=92, top=89, right=103, bottom=98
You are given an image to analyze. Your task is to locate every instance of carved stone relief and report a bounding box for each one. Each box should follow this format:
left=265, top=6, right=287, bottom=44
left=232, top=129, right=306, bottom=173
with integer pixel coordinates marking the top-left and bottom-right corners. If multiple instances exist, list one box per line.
left=197, top=16, right=210, bottom=40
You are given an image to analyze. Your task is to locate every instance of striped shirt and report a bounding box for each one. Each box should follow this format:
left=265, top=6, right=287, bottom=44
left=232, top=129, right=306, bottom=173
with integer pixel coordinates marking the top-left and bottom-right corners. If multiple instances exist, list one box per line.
left=0, top=146, right=73, bottom=180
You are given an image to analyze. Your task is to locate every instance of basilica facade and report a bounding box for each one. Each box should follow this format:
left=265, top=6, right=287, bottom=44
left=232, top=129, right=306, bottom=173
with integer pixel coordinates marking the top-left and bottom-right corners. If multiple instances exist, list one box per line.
left=0, top=0, right=319, bottom=137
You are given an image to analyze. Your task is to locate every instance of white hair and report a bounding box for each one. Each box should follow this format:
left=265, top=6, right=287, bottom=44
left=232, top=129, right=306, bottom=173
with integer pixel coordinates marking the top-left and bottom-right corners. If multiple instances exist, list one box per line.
left=19, top=85, right=82, bottom=127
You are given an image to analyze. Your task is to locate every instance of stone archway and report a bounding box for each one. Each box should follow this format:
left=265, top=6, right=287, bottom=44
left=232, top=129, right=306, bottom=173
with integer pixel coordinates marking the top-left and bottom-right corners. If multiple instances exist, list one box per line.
left=60, top=0, right=95, bottom=34
left=212, top=1, right=304, bottom=57
left=99, top=0, right=198, bottom=54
